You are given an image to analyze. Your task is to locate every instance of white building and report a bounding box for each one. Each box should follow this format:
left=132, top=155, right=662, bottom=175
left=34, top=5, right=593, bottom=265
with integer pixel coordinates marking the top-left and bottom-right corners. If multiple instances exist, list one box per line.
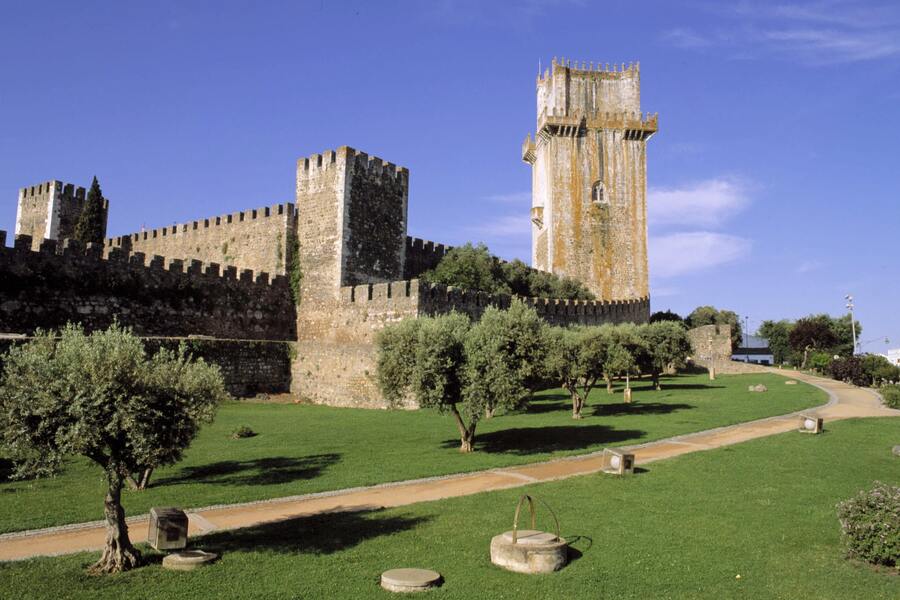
left=732, top=334, right=774, bottom=365
left=880, top=348, right=900, bottom=366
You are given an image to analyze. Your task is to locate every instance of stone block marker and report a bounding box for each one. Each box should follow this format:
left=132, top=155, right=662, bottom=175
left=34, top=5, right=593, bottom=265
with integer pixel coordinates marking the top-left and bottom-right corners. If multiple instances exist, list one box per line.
left=891, top=445, right=900, bottom=457
left=798, top=414, right=824, bottom=434
left=148, top=507, right=188, bottom=551
left=600, top=448, right=635, bottom=475
left=161, top=550, right=219, bottom=571
left=380, top=568, right=442, bottom=593
left=749, top=384, right=768, bottom=393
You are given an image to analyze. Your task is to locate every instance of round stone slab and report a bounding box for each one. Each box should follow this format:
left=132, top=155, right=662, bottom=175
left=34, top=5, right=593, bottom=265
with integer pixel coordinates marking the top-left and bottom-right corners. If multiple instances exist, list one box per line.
left=499, top=529, right=560, bottom=546
left=162, top=549, right=219, bottom=571
left=380, top=568, right=442, bottom=593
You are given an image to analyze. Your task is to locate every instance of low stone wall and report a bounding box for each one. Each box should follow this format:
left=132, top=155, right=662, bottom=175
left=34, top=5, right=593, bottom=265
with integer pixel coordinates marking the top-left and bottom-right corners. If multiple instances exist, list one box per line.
left=0, top=232, right=296, bottom=340
left=0, top=336, right=293, bottom=398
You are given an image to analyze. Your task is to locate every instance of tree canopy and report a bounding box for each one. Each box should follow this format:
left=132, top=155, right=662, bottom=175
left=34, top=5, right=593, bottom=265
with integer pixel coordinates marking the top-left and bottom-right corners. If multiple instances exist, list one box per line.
left=74, top=176, right=107, bottom=245
left=545, top=326, right=609, bottom=418
left=422, top=243, right=594, bottom=300
left=0, top=324, right=227, bottom=573
left=377, top=301, right=546, bottom=452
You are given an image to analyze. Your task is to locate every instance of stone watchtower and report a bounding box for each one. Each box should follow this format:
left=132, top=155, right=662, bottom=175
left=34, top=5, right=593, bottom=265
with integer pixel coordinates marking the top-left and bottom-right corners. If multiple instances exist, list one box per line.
left=522, top=59, right=656, bottom=308
left=15, top=180, right=108, bottom=249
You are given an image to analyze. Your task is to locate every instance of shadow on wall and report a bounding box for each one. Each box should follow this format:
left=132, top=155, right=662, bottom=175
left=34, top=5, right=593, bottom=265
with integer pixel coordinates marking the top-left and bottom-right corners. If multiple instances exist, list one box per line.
left=189, top=508, right=430, bottom=555
left=152, top=453, right=341, bottom=488
left=442, top=425, right=645, bottom=455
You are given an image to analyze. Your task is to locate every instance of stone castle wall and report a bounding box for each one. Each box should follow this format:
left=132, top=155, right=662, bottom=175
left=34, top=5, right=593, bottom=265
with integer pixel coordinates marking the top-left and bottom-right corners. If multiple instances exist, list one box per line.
left=0, top=231, right=296, bottom=340
left=106, top=203, right=297, bottom=277
left=294, top=277, right=650, bottom=408
left=403, top=236, right=450, bottom=279
left=16, top=180, right=108, bottom=250
left=687, top=324, right=734, bottom=371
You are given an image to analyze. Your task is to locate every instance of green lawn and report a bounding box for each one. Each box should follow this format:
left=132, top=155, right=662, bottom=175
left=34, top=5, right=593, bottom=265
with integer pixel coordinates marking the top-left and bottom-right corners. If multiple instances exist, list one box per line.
left=0, top=372, right=827, bottom=534
left=1, top=417, right=895, bottom=599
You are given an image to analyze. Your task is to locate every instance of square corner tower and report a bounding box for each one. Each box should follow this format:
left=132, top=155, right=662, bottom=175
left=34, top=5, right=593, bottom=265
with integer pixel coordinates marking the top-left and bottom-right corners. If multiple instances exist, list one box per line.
left=522, top=58, right=656, bottom=303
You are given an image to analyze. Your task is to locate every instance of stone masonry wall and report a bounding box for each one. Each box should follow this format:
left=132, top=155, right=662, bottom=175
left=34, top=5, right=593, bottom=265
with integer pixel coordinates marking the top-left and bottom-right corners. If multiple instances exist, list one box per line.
left=0, top=336, right=292, bottom=398
left=106, top=203, right=297, bottom=277
left=687, top=324, right=733, bottom=371
left=403, top=236, right=450, bottom=279
left=293, top=277, right=649, bottom=408
left=16, top=180, right=108, bottom=250
left=0, top=231, right=296, bottom=340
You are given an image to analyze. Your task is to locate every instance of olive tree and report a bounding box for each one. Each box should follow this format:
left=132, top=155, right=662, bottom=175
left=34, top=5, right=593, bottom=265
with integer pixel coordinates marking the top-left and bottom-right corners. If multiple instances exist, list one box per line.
left=0, top=324, right=227, bottom=573
left=377, top=301, right=545, bottom=452
left=546, top=326, right=608, bottom=419
left=637, top=321, right=692, bottom=390
left=603, top=324, right=644, bottom=395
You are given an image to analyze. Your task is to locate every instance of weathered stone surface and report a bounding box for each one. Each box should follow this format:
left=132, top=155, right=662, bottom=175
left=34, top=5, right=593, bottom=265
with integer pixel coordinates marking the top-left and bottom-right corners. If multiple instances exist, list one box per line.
left=490, top=530, right=568, bottom=574
left=892, top=445, right=900, bottom=457
left=0, top=237, right=295, bottom=340
left=798, top=415, right=823, bottom=434
left=106, top=204, right=296, bottom=278
left=523, top=59, right=653, bottom=308
left=16, top=180, right=106, bottom=250
left=380, top=568, right=442, bottom=592
left=749, top=384, right=768, bottom=393
left=785, top=380, right=798, bottom=385
left=161, top=550, right=219, bottom=571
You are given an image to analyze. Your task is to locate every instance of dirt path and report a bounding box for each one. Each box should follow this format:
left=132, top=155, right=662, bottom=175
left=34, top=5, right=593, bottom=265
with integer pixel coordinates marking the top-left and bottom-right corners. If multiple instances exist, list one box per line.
left=1, top=369, right=896, bottom=562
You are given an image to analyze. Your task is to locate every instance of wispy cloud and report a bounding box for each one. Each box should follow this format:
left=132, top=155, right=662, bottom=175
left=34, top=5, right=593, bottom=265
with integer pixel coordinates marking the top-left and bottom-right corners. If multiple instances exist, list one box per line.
left=469, top=214, right=531, bottom=238
left=485, top=191, right=531, bottom=205
left=662, top=1, right=900, bottom=65
left=796, top=260, right=824, bottom=274
left=649, top=232, right=752, bottom=278
left=649, top=178, right=749, bottom=229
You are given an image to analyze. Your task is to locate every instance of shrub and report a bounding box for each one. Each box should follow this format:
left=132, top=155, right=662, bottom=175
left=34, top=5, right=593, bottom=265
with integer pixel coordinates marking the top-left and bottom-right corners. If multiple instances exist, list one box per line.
left=828, top=356, right=867, bottom=386
left=836, top=481, right=900, bottom=568
left=231, top=425, right=257, bottom=439
left=881, top=385, right=900, bottom=409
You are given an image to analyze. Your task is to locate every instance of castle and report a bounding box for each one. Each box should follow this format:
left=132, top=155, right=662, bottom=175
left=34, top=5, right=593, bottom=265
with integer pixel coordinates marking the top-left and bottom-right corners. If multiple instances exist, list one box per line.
left=1, top=61, right=655, bottom=408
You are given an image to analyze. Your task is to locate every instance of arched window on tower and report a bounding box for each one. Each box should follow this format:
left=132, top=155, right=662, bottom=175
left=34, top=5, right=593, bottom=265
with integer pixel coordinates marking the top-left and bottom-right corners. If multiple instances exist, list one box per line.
left=591, top=181, right=607, bottom=204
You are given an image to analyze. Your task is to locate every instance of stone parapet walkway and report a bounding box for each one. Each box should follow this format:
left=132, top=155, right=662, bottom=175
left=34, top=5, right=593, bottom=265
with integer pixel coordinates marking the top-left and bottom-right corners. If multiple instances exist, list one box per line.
left=1, top=369, right=896, bottom=562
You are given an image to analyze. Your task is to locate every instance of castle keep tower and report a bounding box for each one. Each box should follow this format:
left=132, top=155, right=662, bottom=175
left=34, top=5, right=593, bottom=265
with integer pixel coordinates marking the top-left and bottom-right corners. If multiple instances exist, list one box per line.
left=523, top=59, right=656, bottom=308
left=15, top=180, right=107, bottom=249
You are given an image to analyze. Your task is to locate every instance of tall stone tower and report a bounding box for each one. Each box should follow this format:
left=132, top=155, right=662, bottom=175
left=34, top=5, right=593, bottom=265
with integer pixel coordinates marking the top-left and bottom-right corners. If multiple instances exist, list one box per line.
left=15, top=180, right=108, bottom=249
left=522, top=59, right=656, bottom=308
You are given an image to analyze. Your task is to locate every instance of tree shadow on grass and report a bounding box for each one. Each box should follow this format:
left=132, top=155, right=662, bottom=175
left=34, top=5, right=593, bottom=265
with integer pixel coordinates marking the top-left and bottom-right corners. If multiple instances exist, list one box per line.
left=152, top=453, right=341, bottom=487
left=190, top=508, right=429, bottom=555
left=591, top=402, right=695, bottom=417
left=442, top=425, right=645, bottom=455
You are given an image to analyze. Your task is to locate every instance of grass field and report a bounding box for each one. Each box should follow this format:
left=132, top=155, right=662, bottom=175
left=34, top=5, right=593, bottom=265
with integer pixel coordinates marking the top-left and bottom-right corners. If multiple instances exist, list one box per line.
left=0, top=372, right=827, bottom=534
left=1, top=417, right=895, bottom=599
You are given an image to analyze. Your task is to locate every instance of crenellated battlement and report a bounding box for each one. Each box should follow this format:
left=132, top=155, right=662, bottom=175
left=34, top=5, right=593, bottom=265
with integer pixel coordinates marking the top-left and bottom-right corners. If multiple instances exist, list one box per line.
left=105, top=202, right=296, bottom=247
left=1, top=230, right=288, bottom=290
left=297, top=146, right=408, bottom=183
left=0, top=230, right=294, bottom=340
left=537, top=57, right=640, bottom=85
left=333, top=276, right=649, bottom=325
left=537, top=108, right=658, bottom=138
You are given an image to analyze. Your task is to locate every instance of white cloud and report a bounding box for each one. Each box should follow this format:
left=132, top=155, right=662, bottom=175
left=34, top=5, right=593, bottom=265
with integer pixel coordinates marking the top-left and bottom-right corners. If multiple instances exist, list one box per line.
left=485, top=191, right=531, bottom=205
left=662, top=2, right=900, bottom=65
left=469, top=214, right=531, bottom=238
left=649, top=232, right=751, bottom=278
left=649, top=178, right=749, bottom=229
left=796, top=260, right=824, bottom=274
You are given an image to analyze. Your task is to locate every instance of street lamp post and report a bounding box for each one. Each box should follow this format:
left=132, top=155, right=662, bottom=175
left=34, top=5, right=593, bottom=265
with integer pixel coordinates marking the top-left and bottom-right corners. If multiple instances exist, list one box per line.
left=845, top=294, right=858, bottom=355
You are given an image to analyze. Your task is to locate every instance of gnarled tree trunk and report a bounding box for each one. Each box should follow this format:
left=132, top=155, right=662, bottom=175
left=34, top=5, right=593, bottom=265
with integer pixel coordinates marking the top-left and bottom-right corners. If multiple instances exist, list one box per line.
left=450, top=405, right=477, bottom=453
left=89, top=474, right=141, bottom=574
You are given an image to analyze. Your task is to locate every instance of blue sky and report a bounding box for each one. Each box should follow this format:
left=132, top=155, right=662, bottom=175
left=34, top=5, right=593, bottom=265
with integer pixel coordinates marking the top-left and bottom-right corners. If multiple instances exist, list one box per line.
left=1, top=0, right=897, bottom=349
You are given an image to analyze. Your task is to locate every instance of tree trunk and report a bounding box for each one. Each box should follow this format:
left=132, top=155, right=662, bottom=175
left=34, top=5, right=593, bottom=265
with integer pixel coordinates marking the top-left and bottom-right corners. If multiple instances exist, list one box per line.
left=484, top=407, right=494, bottom=419
left=89, top=474, right=141, bottom=574
left=139, top=468, right=153, bottom=489
left=801, top=346, right=810, bottom=370
left=571, top=391, right=583, bottom=419
left=653, top=372, right=661, bottom=391
left=605, top=375, right=613, bottom=394
left=450, top=405, right=476, bottom=453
